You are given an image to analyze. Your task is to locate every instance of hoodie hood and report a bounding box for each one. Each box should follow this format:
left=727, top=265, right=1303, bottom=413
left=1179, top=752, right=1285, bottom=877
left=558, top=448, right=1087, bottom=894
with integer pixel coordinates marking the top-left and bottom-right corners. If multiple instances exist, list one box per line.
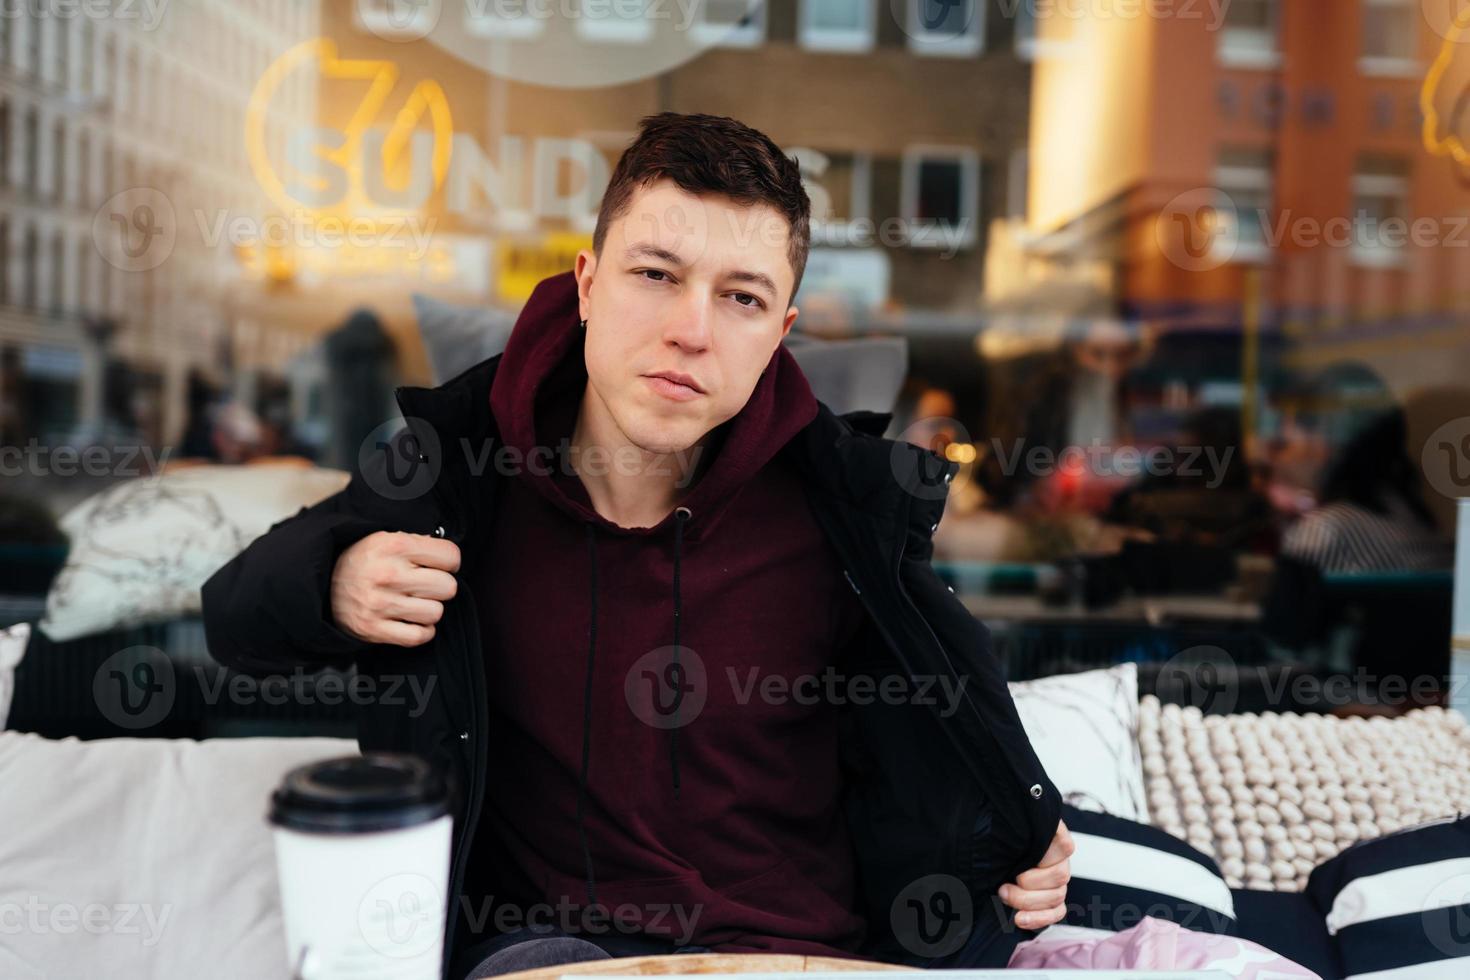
left=488, top=271, right=818, bottom=538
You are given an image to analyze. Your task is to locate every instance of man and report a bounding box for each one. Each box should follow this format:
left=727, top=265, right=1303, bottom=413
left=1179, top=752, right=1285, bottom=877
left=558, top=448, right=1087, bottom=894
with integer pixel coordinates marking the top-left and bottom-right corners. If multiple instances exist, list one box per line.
left=203, top=112, right=1073, bottom=980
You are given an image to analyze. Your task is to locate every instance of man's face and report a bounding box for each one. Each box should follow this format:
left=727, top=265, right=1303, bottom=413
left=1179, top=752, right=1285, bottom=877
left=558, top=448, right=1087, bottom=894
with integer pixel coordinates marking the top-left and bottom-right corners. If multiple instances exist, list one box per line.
left=574, top=178, right=800, bottom=455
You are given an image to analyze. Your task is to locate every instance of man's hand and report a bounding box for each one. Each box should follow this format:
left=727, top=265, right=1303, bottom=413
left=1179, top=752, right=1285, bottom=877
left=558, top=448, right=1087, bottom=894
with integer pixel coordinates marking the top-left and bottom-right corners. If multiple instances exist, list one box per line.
left=330, top=531, right=460, bottom=646
left=999, top=818, right=1074, bottom=931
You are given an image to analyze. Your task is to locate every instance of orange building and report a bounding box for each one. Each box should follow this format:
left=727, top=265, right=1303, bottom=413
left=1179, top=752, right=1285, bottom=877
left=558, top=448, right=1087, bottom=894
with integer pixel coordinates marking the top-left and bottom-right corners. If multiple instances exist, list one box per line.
left=1020, top=0, right=1470, bottom=393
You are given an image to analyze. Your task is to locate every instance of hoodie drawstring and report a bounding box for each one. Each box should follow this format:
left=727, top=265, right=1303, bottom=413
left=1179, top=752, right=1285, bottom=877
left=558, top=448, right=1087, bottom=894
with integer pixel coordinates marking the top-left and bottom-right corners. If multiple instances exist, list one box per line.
left=574, top=506, right=693, bottom=909
left=577, top=523, right=600, bottom=908
left=670, top=505, right=691, bottom=798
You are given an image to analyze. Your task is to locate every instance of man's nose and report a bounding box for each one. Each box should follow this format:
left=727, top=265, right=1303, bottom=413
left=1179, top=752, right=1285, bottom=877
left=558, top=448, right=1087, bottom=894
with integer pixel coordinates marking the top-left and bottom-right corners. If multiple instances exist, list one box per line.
left=661, top=293, right=713, bottom=352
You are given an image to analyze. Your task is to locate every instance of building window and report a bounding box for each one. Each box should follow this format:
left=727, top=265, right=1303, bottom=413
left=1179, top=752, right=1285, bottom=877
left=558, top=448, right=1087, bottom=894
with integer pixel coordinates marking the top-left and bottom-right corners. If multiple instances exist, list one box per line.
left=79, top=20, right=92, bottom=95
left=48, top=232, right=63, bottom=315
left=577, top=0, right=654, bottom=42
left=23, top=107, right=38, bottom=196
left=1007, top=146, right=1028, bottom=220
left=26, top=14, right=41, bottom=76
left=56, top=17, right=69, bottom=92
left=799, top=0, right=875, bottom=53
left=51, top=118, right=64, bottom=203
left=101, top=34, right=116, bottom=101
left=1214, top=147, right=1273, bottom=263
left=792, top=147, right=872, bottom=245
left=1360, top=0, right=1417, bottom=76
left=1014, top=0, right=1077, bottom=60
left=22, top=224, right=37, bottom=310
left=353, top=0, right=438, bottom=40
left=77, top=129, right=90, bottom=207
left=75, top=238, right=89, bottom=313
left=1218, top=0, right=1279, bottom=69
left=692, top=0, right=766, bottom=48
left=464, top=0, right=545, bottom=38
left=907, top=0, right=983, bottom=57
left=0, top=101, right=8, bottom=188
left=1352, top=155, right=1410, bottom=268
left=900, top=146, right=980, bottom=250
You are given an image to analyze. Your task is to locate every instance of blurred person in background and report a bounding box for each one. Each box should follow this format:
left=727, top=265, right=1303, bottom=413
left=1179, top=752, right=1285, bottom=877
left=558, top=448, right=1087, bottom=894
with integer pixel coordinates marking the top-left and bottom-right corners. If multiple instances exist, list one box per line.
left=980, top=319, right=1145, bottom=513
left=1105, top=405, right=1274, bottom=553
left=1262, top=362, right=1396, bottom=523
left=1281, top=407, right=1452, bottom=574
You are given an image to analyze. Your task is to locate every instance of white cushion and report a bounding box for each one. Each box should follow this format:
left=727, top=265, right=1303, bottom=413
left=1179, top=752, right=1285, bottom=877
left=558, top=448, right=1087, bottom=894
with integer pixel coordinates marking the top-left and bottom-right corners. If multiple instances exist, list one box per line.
left=0, top=732, right=356, bottom=980
left=0, top=623, right=28, bottom=728
left=40, top=464, right=349, bottom=641
left=1008, top=663, right=1146, bottom=821
left=1140, top=697, right=1470, bottom=891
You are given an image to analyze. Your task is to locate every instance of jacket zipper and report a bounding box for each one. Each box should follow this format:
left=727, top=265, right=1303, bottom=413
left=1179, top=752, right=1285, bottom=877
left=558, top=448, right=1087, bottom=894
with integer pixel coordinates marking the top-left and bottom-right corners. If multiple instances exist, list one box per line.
left=395, top=397, right=489, bottom=969
left=442, top=576, right=488, bottom=967
left=890, top=492, right=1052, bottom=876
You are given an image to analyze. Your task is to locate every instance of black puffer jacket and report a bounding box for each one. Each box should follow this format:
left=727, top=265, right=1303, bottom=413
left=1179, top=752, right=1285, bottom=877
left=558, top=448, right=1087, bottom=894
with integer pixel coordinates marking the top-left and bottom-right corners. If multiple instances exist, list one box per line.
left=202, top=290, right=1061, bottom=978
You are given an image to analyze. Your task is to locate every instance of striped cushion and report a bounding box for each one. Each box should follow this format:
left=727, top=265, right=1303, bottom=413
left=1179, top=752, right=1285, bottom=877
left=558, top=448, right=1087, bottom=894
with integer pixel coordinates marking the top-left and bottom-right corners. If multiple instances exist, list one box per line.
left=1060, top=804, right=1238, bottom=936
left=1306, top=814, right=1470, bottom=979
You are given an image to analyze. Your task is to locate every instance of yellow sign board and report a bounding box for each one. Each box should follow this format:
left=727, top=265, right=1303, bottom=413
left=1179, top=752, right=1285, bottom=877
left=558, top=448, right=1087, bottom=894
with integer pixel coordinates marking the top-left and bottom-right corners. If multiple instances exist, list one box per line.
left=496, top=233, right=591, bottom=304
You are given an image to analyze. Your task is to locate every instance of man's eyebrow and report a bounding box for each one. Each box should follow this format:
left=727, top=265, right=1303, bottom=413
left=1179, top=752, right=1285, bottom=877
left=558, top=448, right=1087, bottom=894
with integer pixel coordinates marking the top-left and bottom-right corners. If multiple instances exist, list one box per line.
left=623, top=243, right=686, bottom=266
left=726, top=269, right=778, bottom=300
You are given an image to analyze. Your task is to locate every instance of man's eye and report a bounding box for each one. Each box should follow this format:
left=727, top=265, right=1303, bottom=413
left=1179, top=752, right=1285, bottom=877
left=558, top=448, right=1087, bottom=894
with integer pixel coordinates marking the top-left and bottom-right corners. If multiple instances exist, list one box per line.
left=731, top=292, right=763, bottom=309
left=640, top=269, right=671, bottom=283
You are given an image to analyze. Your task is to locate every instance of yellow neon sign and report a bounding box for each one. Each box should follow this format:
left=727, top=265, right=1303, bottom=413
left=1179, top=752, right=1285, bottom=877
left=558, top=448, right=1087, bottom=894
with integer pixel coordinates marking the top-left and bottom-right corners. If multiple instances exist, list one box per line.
left=246, top=37, right=455, bottom=216
left=1422, top=8, right=1470, bottom=165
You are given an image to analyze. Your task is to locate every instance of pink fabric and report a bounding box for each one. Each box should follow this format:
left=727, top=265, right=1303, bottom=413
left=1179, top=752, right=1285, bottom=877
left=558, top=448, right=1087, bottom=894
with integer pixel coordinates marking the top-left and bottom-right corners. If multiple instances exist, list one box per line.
left=1007, top=916, right=1320, bottom=978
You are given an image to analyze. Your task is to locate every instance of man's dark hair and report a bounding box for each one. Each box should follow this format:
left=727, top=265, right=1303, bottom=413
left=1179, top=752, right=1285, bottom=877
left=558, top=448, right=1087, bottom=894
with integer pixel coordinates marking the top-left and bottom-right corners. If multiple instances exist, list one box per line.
left=592, top=112, right=811, bottom=307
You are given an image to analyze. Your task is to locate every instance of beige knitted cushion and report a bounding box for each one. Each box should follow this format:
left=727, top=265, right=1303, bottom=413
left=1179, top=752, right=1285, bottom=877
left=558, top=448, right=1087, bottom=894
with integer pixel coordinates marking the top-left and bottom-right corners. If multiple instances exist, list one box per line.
left=1138, top=696, right=1470, bottom=891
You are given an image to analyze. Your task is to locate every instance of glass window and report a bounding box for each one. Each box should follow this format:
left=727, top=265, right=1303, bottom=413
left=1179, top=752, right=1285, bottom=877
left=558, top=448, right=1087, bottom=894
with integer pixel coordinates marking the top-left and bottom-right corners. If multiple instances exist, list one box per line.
left=907, top=0, right=983, bottom=56
left=1219, top=0, right=1279, bottom=68
left=1352, top=155, right=1410, bottom=267
left=793, top=148, right=872, bottom=245
left=1214, top=146, right=1274, bottom=262
left=1361, top=0, right=1417, bottom=75
left=577, top=0, right=655, bottom=42
left=465, top=0, right=546, bottom=39
left=799, top=0, right=875, bottom=53
left=1014, top=0, right=1077, bottom=60
left=900, top=147, right=980, bottom=249
left=692, top=0, right=766, bottom=48
left=353, top=0, right=438, bottom=40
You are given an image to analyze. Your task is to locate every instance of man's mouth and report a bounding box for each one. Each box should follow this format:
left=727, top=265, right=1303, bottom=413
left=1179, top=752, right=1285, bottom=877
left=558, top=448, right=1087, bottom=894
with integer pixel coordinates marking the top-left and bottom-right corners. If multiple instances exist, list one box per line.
left=642, top=371, right=706, bottom=402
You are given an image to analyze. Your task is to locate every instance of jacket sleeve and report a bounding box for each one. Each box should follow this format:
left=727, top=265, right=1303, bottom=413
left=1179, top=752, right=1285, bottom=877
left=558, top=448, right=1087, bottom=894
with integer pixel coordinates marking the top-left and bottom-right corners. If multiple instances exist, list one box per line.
left=200, top=435, right=419, bottom=676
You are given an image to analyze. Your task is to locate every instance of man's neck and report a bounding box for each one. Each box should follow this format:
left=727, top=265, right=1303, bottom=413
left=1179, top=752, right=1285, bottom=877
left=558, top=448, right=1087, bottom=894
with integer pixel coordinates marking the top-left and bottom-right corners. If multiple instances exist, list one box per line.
left=569, top=382, right=708, bottom=529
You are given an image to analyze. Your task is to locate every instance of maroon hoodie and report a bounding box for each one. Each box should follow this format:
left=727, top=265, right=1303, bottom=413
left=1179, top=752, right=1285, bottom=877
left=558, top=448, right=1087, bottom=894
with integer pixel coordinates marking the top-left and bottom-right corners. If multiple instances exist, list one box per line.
left=470, top=272, right=869, bottom=955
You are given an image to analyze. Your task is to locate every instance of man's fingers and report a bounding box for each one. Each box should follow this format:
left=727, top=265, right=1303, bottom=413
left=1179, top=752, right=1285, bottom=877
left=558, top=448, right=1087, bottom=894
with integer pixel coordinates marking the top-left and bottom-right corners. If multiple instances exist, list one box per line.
left=398, top=567, right=459, bottom=602
left=383, top=595, right=444, bottom=626
left=1014, top=860, right=1070, bottom=892
left=1014, top=904, right=1067, bottom=931
left=397, top=534, right=462, bottom=573
left=1038, top=820, right=1076, bottom=867
left=1000, top=884, right=1067, bottom=912
left=376, top=620, right=436, bottom=647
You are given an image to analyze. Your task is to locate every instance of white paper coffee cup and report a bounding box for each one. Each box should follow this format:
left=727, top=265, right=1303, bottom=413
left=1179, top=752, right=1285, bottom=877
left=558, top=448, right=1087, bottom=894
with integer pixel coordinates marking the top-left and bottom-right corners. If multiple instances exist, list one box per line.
left=269, top=753, right=453, bottom=980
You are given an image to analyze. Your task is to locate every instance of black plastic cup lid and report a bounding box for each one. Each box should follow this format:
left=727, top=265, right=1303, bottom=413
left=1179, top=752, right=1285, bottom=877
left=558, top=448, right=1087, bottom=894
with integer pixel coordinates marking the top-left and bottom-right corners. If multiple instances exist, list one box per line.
left=269, top=753, right=450, bottom=834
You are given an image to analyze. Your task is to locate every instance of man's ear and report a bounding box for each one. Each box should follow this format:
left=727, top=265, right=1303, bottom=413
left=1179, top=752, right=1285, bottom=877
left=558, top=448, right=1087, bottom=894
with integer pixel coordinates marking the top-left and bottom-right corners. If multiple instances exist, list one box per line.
left=574, top=249, right=597, bottom=320
left=781, top=303, right=799, bottom=340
